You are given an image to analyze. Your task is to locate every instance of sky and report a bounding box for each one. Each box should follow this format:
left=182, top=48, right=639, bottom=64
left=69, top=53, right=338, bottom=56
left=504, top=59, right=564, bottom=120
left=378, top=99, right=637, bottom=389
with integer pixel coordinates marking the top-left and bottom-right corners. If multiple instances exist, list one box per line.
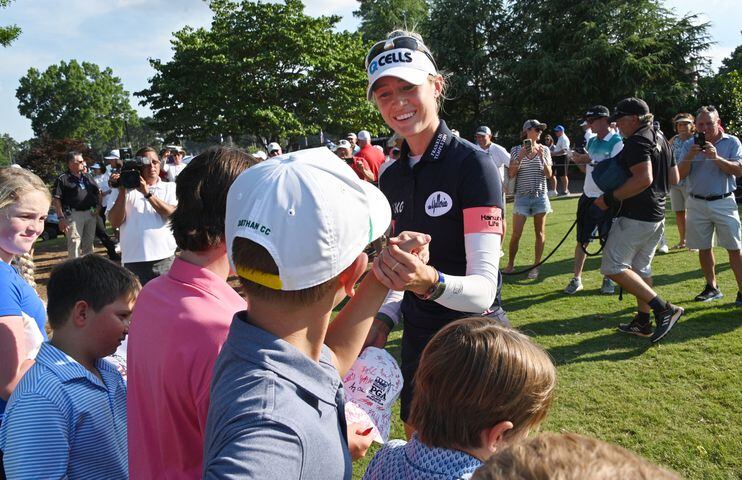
left=1, top=0, right=739, bottom=142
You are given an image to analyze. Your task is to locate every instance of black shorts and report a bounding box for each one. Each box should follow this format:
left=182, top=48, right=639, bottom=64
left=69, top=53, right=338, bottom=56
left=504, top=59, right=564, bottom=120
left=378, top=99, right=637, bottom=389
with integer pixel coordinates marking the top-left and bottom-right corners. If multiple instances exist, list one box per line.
left=576, top=194, right=610, bottom=244
left=553, top=155, right=568, bottom=177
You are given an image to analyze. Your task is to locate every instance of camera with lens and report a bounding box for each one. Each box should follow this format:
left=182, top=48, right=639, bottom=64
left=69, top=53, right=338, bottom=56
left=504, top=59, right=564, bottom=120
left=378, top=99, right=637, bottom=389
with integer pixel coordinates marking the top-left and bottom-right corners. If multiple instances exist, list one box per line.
left=109, top=148, right=150, bottom=189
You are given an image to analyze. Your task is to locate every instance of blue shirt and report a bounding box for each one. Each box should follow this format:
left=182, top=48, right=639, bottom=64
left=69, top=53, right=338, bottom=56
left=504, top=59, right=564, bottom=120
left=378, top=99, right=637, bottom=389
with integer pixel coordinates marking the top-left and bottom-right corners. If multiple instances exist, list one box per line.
left=671, top=135, right=692, bottom=187
left=0, top=261, right=48, bottom=419
left=0, top=342, right=127, bottom=480
left=363, top=434, right=482, bottom=480
left=684, top=133, right=742, bottom=196
left=202, top=312, right=352, bottom=479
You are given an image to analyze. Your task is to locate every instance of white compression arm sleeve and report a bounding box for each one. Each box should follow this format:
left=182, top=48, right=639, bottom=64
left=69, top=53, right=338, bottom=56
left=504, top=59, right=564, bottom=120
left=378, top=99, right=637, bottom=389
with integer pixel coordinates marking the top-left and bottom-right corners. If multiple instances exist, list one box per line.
left=435, top=232, right=501, bottom=312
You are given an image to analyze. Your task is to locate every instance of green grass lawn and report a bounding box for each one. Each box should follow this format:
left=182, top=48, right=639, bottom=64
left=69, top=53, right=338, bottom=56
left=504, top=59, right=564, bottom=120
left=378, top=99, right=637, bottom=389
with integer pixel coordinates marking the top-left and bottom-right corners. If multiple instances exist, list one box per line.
left=352, top=196, right=742, bottom=479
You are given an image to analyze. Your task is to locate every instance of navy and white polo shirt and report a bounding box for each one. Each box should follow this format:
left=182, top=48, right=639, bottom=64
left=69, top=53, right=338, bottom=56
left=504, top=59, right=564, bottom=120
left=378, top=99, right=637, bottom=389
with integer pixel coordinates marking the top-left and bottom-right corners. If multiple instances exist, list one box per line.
left=379, top=120, right=504, bottom=334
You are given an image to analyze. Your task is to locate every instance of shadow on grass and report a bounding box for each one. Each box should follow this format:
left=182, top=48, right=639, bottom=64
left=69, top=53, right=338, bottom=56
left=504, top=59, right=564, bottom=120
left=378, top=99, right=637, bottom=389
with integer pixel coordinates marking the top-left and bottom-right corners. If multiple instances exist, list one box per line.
left=535, top=304, right=741, bottom=366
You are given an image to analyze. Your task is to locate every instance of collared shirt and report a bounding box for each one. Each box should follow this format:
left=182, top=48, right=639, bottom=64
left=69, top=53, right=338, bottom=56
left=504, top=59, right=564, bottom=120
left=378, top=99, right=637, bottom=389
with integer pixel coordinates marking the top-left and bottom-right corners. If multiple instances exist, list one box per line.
left=202, top=312, right=351, bottom=479
left=584, top=131, right=624, bottom=198
left=127, top=257, right=245, bottom=479
left=618, top=124, right=674, bottom=222
left=477, top=142, right=510, bottom=186
left=52, top=171, right=99, bottom=211
left=357, top=143, right=386, bottom=181
left=671, top=135, right=692, bottom=188
left=363, top=435, right=482, bottom=480
left=684, top=133, right=742, bottom=197
left=379, top=120, right=504, bottom=334
left=552, top=133, right=571, bottom=156
left=0, top=262, right=48, bottom=419
left=0, top=343, right=127, bottom=480
left=109, top=179, right=178, bottom=263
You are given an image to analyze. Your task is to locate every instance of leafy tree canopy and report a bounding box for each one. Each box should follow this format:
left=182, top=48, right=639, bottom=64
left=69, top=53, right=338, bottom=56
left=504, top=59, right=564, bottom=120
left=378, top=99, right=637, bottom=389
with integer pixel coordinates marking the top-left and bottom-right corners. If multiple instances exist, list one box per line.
left=0, top=0, right=20, bottom=47
left=15, top=136, right=99, bottom=184
left=138, top=0, right=385, bottom=145
left=718, top=37, right=742, bottom=75
left=16, top=60, right=138, bottom=150
left=354, top=0, right=429, bottom=43
left=0, top=133, right=20, bottom=166
left=491, top=0, right=712, bottom=141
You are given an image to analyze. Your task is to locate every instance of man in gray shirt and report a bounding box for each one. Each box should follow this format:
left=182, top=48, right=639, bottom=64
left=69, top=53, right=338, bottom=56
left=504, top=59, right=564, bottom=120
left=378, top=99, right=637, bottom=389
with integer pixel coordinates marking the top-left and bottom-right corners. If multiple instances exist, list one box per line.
left=679, top=106, right=742, bottom=306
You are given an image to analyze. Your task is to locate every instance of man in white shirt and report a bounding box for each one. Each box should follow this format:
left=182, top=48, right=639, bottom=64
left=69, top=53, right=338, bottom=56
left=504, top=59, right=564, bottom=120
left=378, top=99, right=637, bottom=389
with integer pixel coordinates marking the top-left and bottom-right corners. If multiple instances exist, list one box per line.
left=551, top=125, right=571, bottom=196
left=565, top=106, right=622, bottom=295
left=475, top=125, right=510, bottom=238
left=90, top=163, right=119, bottom=261
left=108, top=147, right=178, bottom=285
left=163, top=147, right=187, bottom=182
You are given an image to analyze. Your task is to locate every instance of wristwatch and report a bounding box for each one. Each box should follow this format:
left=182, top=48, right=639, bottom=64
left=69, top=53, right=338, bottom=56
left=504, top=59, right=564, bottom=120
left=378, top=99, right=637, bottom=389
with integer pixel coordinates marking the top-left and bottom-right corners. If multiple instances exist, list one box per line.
left=144, top=192, right=153, bottom=199
left=417, top=270, right=446, bottom=301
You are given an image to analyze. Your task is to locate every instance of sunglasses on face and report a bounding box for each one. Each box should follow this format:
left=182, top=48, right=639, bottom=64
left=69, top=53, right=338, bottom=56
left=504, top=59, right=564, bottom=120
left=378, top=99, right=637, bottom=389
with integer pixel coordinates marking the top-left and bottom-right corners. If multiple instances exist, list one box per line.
left=365, top=36, right=437, bottom=70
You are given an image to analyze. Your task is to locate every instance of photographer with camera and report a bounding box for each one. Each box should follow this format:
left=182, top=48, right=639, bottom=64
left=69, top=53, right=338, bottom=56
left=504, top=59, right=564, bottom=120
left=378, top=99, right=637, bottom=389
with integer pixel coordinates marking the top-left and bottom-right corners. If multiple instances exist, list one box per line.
left=108, top=147, right=177, bottom=285
left=679, top=106, right=742, bottom=306
left=52, top=151, right=101, bottom=259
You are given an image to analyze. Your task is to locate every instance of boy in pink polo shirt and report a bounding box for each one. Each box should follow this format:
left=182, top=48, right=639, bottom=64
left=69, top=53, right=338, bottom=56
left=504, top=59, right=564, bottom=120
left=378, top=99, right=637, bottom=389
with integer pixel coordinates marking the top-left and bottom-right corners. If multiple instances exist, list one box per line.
left=126, top=147, right=259, bottom=478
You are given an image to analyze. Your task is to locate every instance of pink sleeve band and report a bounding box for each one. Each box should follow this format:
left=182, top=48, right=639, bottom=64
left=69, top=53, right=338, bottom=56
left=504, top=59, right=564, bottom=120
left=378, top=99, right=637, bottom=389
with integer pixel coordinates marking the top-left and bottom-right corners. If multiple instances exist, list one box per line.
left=463, top=206, right=504, bottom=235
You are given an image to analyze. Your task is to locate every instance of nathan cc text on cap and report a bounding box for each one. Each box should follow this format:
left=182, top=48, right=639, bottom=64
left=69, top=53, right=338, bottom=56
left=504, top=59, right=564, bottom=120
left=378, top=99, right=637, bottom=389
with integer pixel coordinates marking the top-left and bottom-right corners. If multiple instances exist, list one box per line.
left=225, top=147, right=391, bottom=291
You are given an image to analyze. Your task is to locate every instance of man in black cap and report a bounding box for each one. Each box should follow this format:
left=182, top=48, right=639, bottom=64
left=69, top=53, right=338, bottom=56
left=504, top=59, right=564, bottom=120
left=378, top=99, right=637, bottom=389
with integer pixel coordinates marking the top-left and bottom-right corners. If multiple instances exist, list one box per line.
left=564, top=105, right=621, bottom=296
left=593, top=97, right=683, bottom=343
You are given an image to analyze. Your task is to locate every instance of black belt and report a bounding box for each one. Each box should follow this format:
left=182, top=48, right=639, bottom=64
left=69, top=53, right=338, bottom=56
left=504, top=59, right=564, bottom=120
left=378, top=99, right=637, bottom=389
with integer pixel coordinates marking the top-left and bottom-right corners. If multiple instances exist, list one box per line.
left=690, top=192, right=733, bottom=201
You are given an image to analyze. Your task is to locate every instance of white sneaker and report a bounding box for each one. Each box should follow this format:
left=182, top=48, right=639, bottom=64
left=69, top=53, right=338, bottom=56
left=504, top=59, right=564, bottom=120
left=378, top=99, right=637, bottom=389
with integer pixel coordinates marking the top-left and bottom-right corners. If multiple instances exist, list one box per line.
left=547, top=190, right=558, bottom=197
left=657, top=243, right=669, bottom=254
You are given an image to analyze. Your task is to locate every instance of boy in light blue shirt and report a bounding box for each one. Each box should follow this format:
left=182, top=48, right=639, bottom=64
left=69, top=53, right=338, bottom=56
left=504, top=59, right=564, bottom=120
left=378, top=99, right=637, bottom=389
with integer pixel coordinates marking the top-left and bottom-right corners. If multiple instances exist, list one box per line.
left=0, top=255, right=139, bottom=479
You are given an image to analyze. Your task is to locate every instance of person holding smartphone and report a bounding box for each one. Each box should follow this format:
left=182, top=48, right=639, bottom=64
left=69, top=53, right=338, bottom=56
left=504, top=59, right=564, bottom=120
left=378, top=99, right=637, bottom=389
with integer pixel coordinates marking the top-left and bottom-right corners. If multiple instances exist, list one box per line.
left=503, top=120, right=553, bottom=279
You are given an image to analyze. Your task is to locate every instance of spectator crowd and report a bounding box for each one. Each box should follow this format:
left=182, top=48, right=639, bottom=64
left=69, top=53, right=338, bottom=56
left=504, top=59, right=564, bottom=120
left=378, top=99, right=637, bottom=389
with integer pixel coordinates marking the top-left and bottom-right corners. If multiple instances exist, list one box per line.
left=1, top=29, right=740, bottom=480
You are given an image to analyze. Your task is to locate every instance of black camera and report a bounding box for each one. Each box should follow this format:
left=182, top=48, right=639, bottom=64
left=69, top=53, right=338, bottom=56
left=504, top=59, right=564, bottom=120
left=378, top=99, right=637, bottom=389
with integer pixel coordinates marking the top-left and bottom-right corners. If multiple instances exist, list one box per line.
left=694, top=132, right=706, bottom=149
left=109, top=148, right=150, bottom=189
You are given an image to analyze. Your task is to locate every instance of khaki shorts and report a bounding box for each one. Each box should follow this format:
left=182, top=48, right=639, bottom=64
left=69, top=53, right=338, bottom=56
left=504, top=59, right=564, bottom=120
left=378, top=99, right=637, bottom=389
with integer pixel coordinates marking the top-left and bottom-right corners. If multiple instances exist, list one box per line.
left=669, top=183, right=687, bottom=212
left=600, top=217, right=663, bottom=277
left=686, top=195, right=742, bottom=250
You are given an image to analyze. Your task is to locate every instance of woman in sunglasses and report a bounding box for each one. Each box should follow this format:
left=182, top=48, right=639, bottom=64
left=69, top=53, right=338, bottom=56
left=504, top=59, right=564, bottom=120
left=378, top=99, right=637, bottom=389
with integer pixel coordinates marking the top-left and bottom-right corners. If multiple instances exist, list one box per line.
left=363, top=30, right=506, bottom=449
left=503, top=120, right=553, bottom=279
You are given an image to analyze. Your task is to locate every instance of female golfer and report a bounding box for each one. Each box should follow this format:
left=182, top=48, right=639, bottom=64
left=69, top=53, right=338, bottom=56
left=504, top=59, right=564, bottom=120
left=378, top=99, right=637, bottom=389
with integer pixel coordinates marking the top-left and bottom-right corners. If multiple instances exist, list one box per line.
left=363, top=30, right=505, bottom=438
left=0, top=167, right=50, bottom=424
left=503, top=120, right=553, bottom=279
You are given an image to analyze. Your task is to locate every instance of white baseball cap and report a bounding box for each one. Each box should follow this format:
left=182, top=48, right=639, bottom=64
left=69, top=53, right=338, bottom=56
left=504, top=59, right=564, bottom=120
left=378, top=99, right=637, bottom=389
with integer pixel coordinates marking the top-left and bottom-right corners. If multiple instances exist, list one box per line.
left=357, top=130, right=371, bottom=142
left=225, top=147, right=391, bottom=291
left=104, top=149, right=120, bottom=160
left=366, top=37, right=437, bottom=100
left=267, top=142, right=281, bottom=153
left=343, top=347, right=403, bottom=444
left=335, top=139, right=352, bottom=150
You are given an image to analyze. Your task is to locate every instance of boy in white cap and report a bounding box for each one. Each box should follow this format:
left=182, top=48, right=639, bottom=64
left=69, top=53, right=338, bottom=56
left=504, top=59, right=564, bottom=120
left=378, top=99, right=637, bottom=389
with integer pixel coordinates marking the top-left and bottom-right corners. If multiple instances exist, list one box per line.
left=202, top=148, right=429, bottom=479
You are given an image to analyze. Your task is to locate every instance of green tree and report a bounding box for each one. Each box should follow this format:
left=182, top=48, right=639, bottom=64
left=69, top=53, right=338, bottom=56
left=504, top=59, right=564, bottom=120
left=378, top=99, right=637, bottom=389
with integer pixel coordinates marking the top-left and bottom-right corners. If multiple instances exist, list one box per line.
left=0, top=133, right=20, bottom=166
left=697, top=70, right=742, bottom=137
left=354, top=0, right=429, bottom=43
left=718, top=37, right=742, bottom=75
left=492, top=0, right=711, bottom=140
left=16, top=60, right=138, bottom=150
left=138, top=0, right=385, bottom=145
left=0, top=0, right=20, bottom=47
left=15, top=136, right=100, bottom=183
left=424, top=0, right=508, bottom=136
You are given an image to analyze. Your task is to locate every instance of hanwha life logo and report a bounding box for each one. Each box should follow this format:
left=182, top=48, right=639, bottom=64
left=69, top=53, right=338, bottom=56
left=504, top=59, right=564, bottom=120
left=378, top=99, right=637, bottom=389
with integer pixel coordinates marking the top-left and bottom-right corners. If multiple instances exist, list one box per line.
left=425, top=191, right=453, bottom=217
